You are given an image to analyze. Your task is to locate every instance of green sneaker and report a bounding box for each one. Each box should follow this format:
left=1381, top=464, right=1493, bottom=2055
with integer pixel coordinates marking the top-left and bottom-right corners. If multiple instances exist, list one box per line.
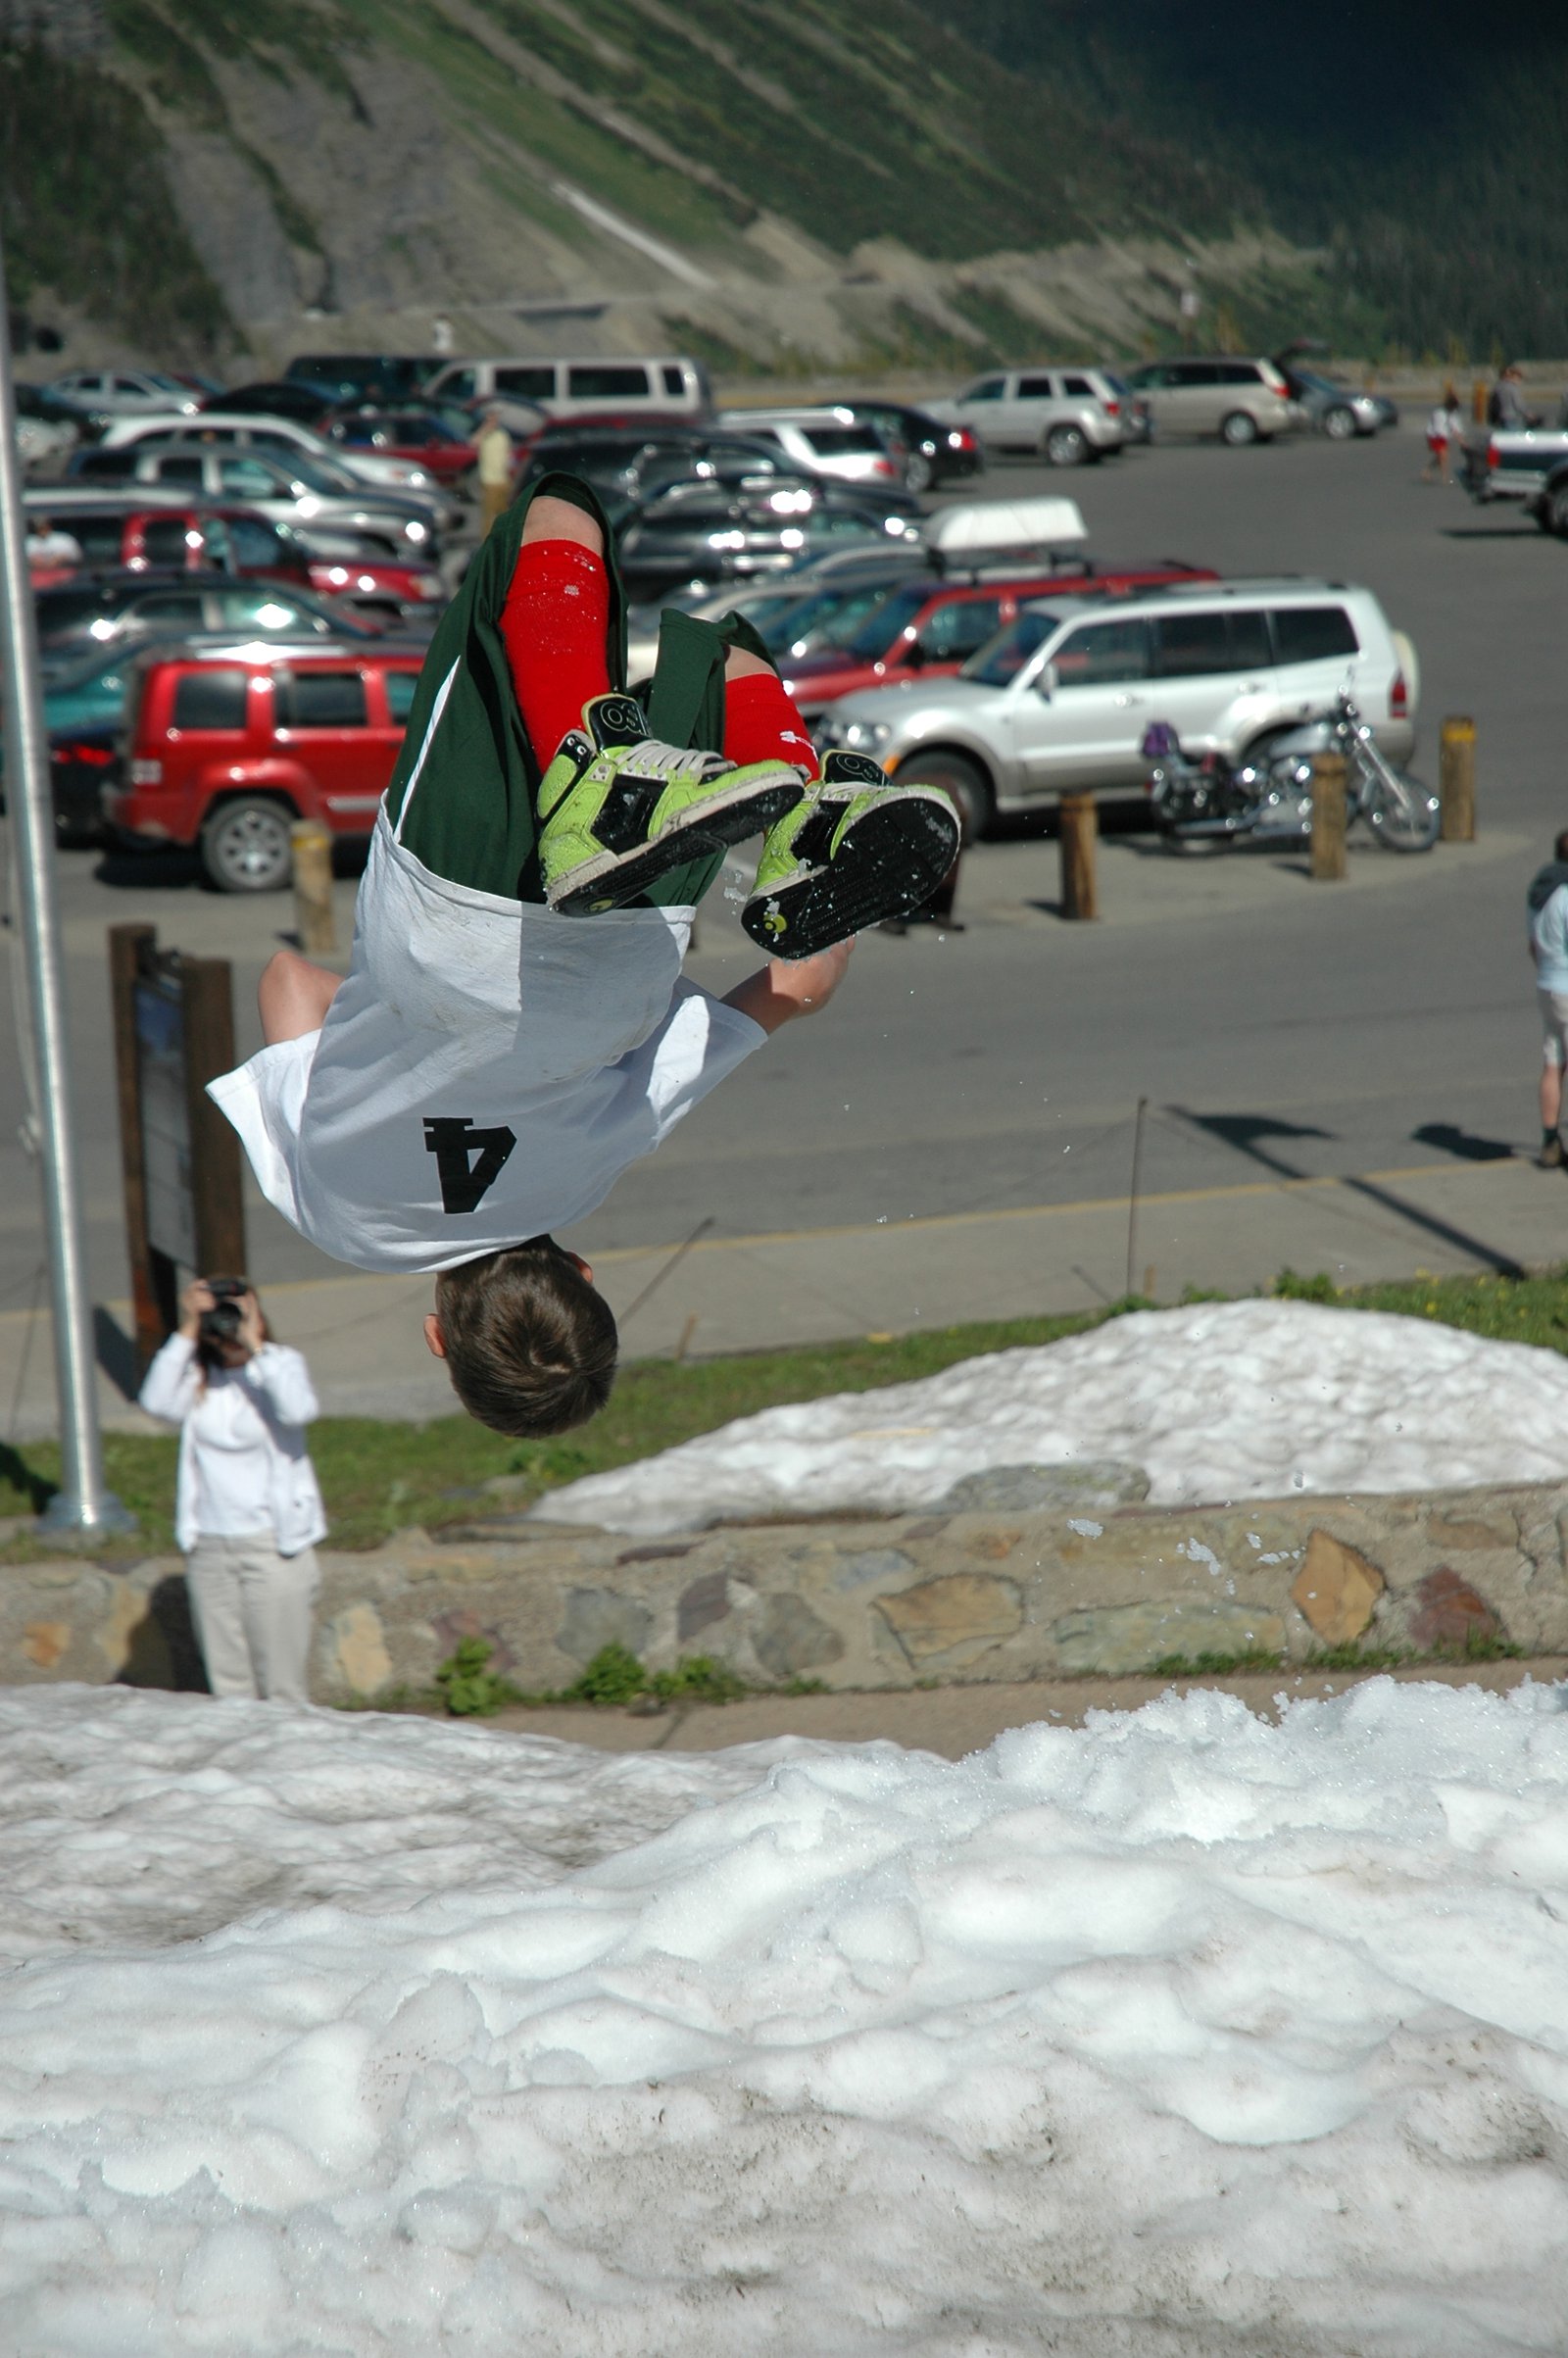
left=741, top=750, right=960, bottom=958
left=539, top=694, right=807, bottom=915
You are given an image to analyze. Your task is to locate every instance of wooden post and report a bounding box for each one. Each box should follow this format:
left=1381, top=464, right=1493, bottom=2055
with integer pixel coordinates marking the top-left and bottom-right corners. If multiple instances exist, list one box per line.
left=180, top=958, right=247, bottom=1281
left=1058, top=792, right=1099, bottom=919
left=1439, top=714, right=1477, bottom=842
left=109, top=923, right=176, bottom=1376
left=1310, top=752, right=1348, bottom=881
left=1471, top=377, right=1488, bottom=425
left=290, top=819, right=336, bottom=956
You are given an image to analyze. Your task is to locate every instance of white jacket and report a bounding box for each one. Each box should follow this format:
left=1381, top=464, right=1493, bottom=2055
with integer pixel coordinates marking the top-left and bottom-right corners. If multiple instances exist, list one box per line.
left=138, top=1334, right=327, bottom=1556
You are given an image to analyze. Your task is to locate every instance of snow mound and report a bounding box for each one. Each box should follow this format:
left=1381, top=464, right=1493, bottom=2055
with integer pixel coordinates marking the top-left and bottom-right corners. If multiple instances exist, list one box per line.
left=4, top=1679, right=1568, bottom=2352
left=545, top=1299, right=1568, bottom=1534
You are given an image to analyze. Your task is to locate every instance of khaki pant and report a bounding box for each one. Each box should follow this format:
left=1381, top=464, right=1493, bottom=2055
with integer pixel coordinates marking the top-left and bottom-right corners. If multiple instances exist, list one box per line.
left=479, top=477, right=512, bottom=538
left=186, top=1535, right=320, bottom=1704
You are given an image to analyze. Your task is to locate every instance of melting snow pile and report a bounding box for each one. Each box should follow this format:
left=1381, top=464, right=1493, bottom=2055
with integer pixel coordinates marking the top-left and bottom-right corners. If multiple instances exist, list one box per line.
left=543, top=1299, right=1568, bottom=1535
left=4, top=1680, right=1568, bottom=2353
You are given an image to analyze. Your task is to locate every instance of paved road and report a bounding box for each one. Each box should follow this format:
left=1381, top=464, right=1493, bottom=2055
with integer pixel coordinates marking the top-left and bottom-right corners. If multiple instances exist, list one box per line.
left=2, top=424, right=1563, bottom=1363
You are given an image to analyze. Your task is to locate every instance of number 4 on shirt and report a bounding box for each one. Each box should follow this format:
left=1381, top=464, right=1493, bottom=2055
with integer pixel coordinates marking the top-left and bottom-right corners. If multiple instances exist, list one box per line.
left=423, top=1116, right=517, bottom=1213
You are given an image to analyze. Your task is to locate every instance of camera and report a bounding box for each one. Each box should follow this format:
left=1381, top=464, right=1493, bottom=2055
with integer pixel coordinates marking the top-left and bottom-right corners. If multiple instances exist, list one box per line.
left=199, top=1275, right=249, bottom=1349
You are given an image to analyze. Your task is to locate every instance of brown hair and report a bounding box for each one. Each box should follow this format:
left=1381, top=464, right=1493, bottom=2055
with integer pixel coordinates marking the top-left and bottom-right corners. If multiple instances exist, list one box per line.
left=434, top=1240, right=617, bottom=1437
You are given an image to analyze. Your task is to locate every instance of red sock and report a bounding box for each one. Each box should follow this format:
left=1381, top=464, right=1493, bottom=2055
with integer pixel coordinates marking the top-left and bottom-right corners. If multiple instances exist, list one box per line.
left=722, top=669, right=820, bottom=780
left=500, top=539, right=612, bottom=770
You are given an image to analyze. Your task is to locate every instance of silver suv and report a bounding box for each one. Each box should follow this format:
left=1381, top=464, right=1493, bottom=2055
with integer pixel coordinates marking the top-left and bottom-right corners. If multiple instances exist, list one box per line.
left=924, top=369, right=1126, bottom=466
left=816, top=579, right=1416, bottom=836
left=1123, top=357, right=1298, bottom=445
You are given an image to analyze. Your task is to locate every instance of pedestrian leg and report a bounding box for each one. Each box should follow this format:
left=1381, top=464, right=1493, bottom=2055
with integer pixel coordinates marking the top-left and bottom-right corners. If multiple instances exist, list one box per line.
left=186, top=1537, right=262, bottom=1698
left=238, top=1541, right=320, bottom=1705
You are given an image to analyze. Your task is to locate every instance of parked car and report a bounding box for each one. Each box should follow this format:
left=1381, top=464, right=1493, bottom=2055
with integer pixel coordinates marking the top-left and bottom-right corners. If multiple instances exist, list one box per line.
left=92, top=411, right=449, bottom=503
left=842, top=400, right=985, bottom=491
left=45, top=368, right=201, bottom=418
left=780, top=554, right=1218, bottom=720
left=616, top=479, right=919, bottom=598
left=519, top=419, right=788, bottom=504
left=715, top=407, right=904, bottom=488
left=427, top=353, right=710, bottom=420
left=923, top=369, right=1127, bottom=466
left=283, top=355, right=433, bottom=405
left=318, top=408, right=477, bottom=485
left=292, top=530, right=447, bottom=622
left=625, top=551, right=928, bottom=678
left=201, top=380, right=338, bottom=423
left=106, top=639, right=428, bottom=889
left=815, top=579, right=1415, bottom=836
left=15, top=383, right=81, bottom=467
left=1121, top=357, right=1298, bottom=445
left=1276, top=364, right=1398, bottom=439
left=1461, top=426, right=1568, bottom=533
left=22, top=492, right=315, bottom=585
left=33, top=569, right=381, bottom=673
left=73, top=442, right=446, bottom=553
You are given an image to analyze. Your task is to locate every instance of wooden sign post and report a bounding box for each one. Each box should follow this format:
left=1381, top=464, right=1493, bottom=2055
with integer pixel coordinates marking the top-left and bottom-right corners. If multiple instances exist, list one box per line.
left=109, top=924, right=247, bottom=1376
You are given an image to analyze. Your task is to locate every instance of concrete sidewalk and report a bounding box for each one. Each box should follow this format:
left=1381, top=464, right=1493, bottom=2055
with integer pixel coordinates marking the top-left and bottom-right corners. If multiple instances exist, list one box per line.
left=0, top=1146, right=1562, bottom=1439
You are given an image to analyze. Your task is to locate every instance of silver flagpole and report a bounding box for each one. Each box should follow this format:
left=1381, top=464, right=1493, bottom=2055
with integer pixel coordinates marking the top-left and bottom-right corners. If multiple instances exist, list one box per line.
left=0, top=236, right=129, bottom=1533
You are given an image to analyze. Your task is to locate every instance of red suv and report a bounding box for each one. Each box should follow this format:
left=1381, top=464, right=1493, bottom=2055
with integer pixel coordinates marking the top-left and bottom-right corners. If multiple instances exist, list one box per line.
left=780, top=563, right=1217, bottom=719
left=105, top=641, right=425, bottom=891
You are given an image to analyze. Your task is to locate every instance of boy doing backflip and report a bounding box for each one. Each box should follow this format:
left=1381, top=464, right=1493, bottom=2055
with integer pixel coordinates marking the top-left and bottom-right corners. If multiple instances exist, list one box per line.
left=210, top=475, right=958, bottom=1437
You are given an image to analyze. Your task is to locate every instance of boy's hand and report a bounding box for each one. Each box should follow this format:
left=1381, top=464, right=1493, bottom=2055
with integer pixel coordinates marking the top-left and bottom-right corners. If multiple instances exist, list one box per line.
left=723, top=940, right=855, bottom=1036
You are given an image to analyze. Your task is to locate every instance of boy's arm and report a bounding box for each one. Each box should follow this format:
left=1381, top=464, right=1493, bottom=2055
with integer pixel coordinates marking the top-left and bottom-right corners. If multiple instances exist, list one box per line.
left=260, top=950, right=343, bottom=1045
left=722, top=941, right=854, bottom=1037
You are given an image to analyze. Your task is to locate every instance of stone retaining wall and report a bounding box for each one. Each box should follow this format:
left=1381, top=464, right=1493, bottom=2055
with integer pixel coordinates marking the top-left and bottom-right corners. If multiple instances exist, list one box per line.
left=4, top=1478, right=1566, bottom=1702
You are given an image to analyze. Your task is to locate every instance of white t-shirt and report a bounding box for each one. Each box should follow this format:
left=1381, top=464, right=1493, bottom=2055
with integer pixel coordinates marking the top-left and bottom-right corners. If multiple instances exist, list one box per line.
left=209, top=811, right=765, bottom=1272
left=1532, top=881, right=1568, bottom=995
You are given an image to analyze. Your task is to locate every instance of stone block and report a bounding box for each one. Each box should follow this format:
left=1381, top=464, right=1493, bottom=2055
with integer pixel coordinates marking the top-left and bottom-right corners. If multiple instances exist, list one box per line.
left=752, top=1595, right=845, bottom=1679
left=831, top=1547, right=915, bottom=1592
left=936, top=1461, right=1150, bottom=1514
left=875, top=1574, right=1023, bottom=1671
left=678, top=1571, right=731, bottom=1643
left=1408, top=1569, right=1502, bottom=1652
left=95, top=1577, right=151, bottom=1673
left=428, top=1608, right=515, bottom=1676
left=1290, top=1531, right=1385, bottom=1645
left=332, top=1602, right=394, bottom=1695
left=1426, top=1512, right=1518, bottom=1552
left=22, top=1620, right=70, bottom=1671
left=969, top=1529, right=1021, bottom=1561
left=1052, top=1599, right=1286, bottom=1678
left=556, top=1586, right=652, bottom=1665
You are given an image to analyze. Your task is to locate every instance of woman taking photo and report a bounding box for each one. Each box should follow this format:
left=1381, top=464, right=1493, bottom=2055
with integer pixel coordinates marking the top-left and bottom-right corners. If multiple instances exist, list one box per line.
left=139, top=1278, right=326, bottom=1705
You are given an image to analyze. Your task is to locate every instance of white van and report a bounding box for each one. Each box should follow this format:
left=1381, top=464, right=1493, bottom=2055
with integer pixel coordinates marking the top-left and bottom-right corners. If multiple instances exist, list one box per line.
left=425, top=354, right=710, bottom=419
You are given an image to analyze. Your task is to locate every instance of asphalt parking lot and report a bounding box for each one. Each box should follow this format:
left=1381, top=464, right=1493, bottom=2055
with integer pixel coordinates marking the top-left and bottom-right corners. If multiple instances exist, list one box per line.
left=3, top=420, right=1565, bottom=1364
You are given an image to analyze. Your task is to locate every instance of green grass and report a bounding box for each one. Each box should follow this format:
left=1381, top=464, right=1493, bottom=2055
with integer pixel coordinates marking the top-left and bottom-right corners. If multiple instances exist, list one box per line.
left=9, top=1268, right=1568, bottom=1563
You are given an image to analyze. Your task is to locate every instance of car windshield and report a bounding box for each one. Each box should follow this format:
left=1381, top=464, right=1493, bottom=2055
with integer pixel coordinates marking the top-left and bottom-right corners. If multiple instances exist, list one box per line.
left=44, top=647, right=129, bottom=694
left=35, top=587, right=120, bottom=634
left=835, top=582, right=929, bottom=662
left=961, top=609, right=1062, bottom=686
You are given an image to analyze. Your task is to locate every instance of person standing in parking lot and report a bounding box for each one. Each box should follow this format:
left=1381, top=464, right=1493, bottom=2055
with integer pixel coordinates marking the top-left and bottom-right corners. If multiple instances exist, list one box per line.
left=1528, top=832, right=1568, bottom=1167
left=1422, top=384, right=1461, bottom=484
left=475, top=408, right=514, bottom=539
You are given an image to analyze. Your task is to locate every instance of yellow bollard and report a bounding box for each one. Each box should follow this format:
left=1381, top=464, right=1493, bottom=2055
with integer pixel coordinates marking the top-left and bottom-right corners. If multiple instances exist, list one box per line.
left=290, top=820, right=336, bottom=956
left=1439, top=714, right=1477, bottom=842
left=1310, top=753, right=1348, bottom=881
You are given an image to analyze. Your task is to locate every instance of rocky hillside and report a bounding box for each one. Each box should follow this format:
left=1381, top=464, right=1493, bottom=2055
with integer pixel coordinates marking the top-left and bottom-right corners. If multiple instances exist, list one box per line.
left=0, top=0, right=1390, bottom=369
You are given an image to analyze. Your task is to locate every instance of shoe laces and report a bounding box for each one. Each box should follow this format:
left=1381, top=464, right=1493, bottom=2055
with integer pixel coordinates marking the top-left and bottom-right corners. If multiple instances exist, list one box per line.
left=611, top=738, right=729, bottom=783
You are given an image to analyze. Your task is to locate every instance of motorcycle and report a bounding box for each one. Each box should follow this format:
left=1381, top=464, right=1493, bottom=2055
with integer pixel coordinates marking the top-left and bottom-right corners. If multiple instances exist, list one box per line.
left=1143, top=689, right=1440, bottom=854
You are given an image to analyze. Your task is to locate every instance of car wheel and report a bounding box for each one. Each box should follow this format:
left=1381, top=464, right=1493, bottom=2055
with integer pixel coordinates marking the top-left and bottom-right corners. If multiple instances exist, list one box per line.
left=896, top=749, right=994, bottom=843
left=200, top=796, right=295, bottom=893
left=1545, top=482, right=1568, bottom=538
left=1219, top=410, right=1259, bottom=447
left=1044, top=423, right=1088, bottom=467
left=905, top=450, right=934, bottom=492
left=1323, top=405, right=1357, bottom=441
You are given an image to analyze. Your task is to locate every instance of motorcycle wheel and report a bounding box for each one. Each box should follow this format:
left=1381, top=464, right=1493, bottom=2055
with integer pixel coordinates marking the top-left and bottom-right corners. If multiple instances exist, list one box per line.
left=1156, top=829, right=1229, bottom=858
left=1362, top=769, right=1440, bottom=852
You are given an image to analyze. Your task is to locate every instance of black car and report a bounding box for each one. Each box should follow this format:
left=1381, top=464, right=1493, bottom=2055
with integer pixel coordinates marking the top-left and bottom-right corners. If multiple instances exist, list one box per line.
left=49, top=726, right=119, bottom=846
left=844, top=401, right=985, bottom=492
left=518, top=421, right=786, bottom=507
left=200, top=380, right=337, bottom=423
left=283, top=354, right=433, bottom=404
left=33, top=569, right=380, bottom=672
left=616, top=482, right=920, bottom=598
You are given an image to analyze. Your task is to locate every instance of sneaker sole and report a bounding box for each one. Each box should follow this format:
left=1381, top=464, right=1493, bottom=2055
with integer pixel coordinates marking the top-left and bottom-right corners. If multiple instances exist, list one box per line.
left=548, top=768, right=805, bottom=915
left=741, top=794, right=960, bottom=958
